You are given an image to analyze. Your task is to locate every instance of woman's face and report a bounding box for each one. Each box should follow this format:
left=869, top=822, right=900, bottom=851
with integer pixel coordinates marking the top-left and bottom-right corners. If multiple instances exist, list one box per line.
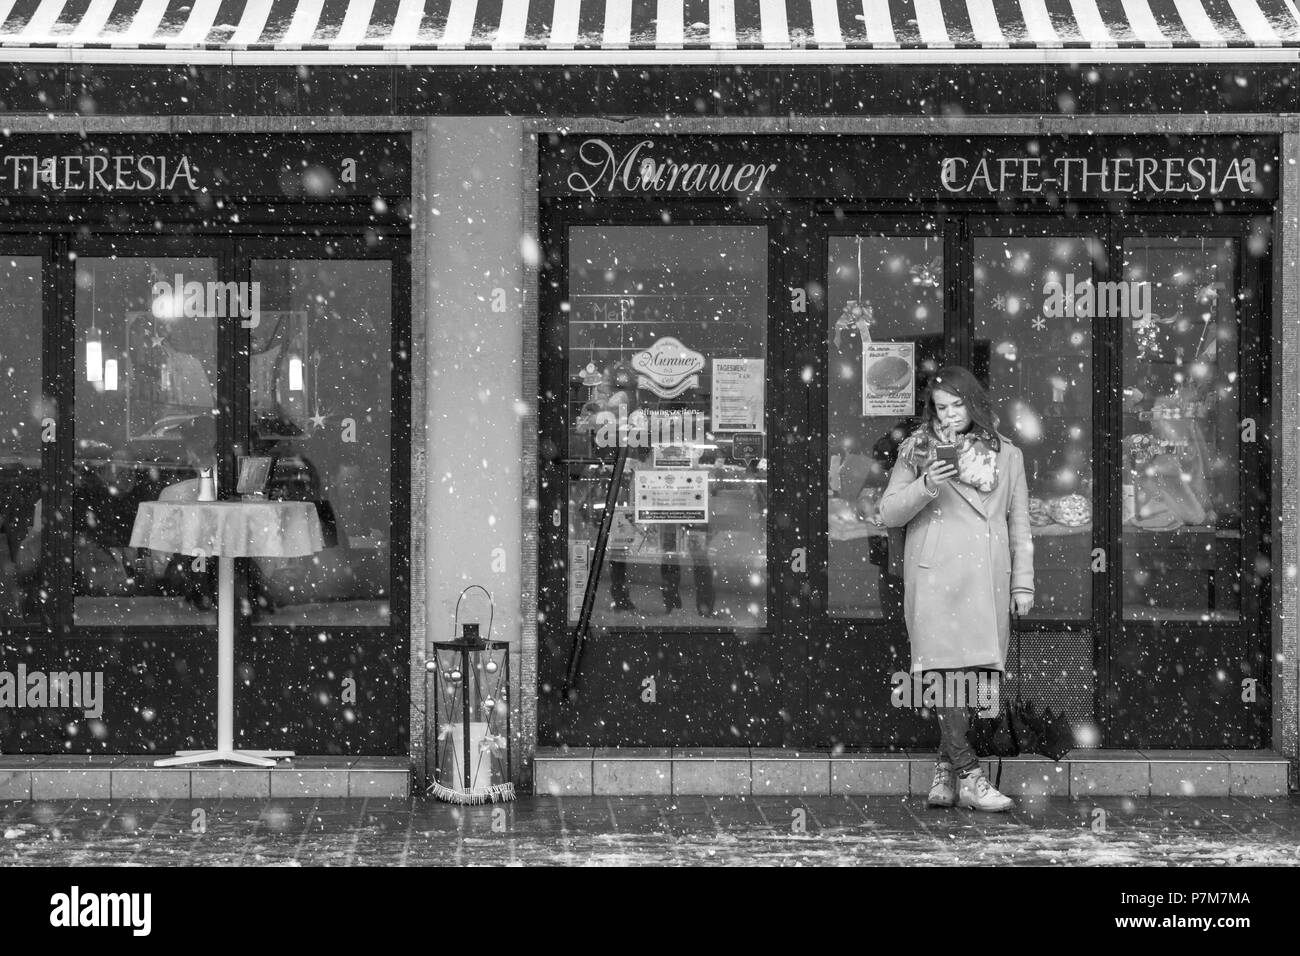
left=932, top=388, right=971, bottom=435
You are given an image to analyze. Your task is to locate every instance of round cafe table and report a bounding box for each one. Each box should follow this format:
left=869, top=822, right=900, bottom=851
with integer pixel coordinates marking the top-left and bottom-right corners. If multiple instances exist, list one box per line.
left=131, top=499, right=324, bottom=768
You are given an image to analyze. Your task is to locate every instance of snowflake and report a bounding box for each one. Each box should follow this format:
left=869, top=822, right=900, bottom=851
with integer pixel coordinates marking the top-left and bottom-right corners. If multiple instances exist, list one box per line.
left=1031, top=315, right=1047, bottom=332
left=993, top=294, right=1008, bottom=311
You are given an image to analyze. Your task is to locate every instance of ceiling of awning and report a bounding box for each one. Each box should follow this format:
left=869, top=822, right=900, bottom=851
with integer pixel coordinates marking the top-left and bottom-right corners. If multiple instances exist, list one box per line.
left=0, top=0, right=1296, bottom=65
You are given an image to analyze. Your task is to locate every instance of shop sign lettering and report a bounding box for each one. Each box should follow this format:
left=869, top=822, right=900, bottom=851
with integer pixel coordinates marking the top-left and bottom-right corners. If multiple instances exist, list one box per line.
left=631, top=336, right=705, bottom=398
left=1042, top=275, right=1152, bottom=320
left=940, top=155, right=1259, bottom=197
left=1, top=153, right=196, bottom=192
left=568, top=138, right=776, bottom=197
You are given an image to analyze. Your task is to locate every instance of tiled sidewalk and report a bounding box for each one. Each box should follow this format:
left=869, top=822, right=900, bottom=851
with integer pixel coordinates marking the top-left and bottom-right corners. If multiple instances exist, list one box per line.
left=535, top=749, right=1292, bottom=798
left=2, top=794, right=1299, bottom=865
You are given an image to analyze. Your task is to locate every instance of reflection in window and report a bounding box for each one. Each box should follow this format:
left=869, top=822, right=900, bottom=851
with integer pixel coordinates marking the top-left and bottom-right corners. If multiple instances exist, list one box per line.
left=826, top=234, right=943, bottom=619
left=1122, top=237, right=1240, bottom=622
left=248, top=260, right=392, bottom=627
left=567, top=226, right=767, bottom=628
left=0, top=256, right=45, bottom=624
left=974, top=235, right=1099, bottom=620
left=73, top=257, right=219, bottom=626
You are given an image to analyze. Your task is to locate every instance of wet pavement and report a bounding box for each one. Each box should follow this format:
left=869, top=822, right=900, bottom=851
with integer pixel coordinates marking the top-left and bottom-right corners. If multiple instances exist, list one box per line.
left=3, top=793, right=1300, bottom=865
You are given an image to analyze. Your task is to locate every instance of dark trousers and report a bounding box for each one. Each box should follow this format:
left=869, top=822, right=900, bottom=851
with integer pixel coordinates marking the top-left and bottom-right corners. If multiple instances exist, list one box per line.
left=933, top=666, right=986, bottom=774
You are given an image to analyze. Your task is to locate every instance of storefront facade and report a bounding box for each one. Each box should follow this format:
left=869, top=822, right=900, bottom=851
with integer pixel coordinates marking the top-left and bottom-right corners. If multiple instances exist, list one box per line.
left=0, top=123, right=416, bottom=758
left=535, top=130, right=1279, bottom=756
left=0, top=0, right=1297, bottom=793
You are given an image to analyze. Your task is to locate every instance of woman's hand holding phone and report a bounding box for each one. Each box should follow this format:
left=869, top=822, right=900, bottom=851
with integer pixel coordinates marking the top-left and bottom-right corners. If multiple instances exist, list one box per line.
left=924, top=458, right=958, bottom=490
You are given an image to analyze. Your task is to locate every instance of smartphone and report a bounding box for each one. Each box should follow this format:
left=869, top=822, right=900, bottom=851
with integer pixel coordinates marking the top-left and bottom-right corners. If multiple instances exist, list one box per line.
left=935, top=443, right=958, bottom=465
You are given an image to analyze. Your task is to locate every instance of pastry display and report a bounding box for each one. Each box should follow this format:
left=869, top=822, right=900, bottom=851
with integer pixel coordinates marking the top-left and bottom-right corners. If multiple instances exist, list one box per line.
left=1027, top=497, right=1054, bottom=527
left=1046, top=493, right=1091, bottom=527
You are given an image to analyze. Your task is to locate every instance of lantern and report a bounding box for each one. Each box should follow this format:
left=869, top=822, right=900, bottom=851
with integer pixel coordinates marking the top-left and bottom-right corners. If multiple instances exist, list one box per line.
left=425, top=586, right=514, bottom=804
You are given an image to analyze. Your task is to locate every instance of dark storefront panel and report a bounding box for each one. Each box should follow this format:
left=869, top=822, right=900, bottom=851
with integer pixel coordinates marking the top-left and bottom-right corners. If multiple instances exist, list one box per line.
left=0, top=134, right=412, bottom=754
left=539, top=133, right=1276, bottom=751
left=0, top=64, right=1295, bottom=118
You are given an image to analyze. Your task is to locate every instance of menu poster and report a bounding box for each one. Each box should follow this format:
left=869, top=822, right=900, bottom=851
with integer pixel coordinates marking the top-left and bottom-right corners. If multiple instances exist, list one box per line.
left=862, top=342, right=915, bottom=416
left=634, top=470, right=709, bottom=524
left=712, top=358, right=765, bottom=432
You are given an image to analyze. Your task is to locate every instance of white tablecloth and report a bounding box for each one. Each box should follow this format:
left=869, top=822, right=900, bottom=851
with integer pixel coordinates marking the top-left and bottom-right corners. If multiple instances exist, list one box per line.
left=130, top=500, right=324, bottom=559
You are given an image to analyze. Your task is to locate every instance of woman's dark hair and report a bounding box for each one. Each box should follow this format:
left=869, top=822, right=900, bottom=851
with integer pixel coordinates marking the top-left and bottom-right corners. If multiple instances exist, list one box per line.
left=924, top=365, right=1002, bottom=452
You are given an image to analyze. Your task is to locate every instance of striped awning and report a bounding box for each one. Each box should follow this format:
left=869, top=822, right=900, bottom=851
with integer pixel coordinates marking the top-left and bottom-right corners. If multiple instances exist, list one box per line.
left=0, top=0, right=1297, bottom=64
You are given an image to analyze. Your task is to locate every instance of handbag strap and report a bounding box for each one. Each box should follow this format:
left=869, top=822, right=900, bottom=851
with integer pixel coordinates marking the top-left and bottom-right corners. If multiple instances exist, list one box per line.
left=1012, top=606, right=1023, bottom=705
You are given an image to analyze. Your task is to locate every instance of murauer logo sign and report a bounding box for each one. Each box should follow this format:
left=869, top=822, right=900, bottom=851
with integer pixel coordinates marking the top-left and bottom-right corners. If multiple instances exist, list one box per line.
left=631, top=337, right=704, bottom=399
left=567, top=138, right=777, bottom=197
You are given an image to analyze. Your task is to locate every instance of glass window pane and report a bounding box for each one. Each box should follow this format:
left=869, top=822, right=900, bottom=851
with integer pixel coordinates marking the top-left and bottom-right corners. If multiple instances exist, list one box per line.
left=0, top=256, right=46, bottom=624
left=567, top=225, right=767, bottom=628
left=74, top=257, right=219, bottom=626
left=249, top=259, right=392, bottom=627
left=1122, top=237, right=1240, bottom=622
left=826, top=234, right=944, bottom=619
left=974, top=234, right=1099, bottom=620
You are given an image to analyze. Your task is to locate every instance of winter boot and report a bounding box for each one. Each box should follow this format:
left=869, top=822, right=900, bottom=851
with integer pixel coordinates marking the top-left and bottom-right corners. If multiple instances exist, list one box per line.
left=957, top=766, right=1014, bottom=812
left=927, top=760, right=956, bottom=808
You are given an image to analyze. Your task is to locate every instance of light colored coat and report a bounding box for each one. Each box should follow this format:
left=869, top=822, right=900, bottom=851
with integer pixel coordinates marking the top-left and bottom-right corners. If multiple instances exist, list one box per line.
left=878, top=429, right=1035, bottom=673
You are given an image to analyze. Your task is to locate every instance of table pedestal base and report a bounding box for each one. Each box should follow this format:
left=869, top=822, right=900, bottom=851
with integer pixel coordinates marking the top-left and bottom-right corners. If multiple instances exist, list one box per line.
left=153, top=556, right=296, bottom=770
left=153, top=749, right=295, bottom=769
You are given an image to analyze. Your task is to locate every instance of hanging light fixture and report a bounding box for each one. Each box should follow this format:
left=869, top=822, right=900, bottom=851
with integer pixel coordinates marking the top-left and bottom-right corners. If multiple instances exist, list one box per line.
left=86, top=265, right=103, bottom=382
left=288, top=354, right=304, bottom=392
left=85, top=325, right=103, bottom=382
left=103, top=359, right=118, bottom=392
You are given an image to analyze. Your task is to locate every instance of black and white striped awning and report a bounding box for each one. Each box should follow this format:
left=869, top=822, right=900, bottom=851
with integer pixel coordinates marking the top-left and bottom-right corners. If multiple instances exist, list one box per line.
left=0, top=0, right=1296, bottom=63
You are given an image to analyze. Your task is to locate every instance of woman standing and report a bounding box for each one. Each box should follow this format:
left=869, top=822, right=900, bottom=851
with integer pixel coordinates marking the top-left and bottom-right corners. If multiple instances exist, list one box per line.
left=879, top=366, right=1035, bottom=813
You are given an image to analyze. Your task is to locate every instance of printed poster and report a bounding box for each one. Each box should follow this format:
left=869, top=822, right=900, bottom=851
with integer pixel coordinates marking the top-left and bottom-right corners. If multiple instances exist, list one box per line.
left=712, top=358, right=764, bottom=432
left=568, top=541, right=589, bottom=621
left=652, top=442, right=698, bottom=469
left=634, top=470, right=709, bottom=524
left=862, top=342, right=915, bottom=416
left=606, top=507, right=661, bottom=557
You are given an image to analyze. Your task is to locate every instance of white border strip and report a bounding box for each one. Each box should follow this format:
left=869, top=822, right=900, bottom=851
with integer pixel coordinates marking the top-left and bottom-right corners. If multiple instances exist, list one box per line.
left=550, top=0, right=581, bottom=47
left=1172, top=0, right=1225, bottom=46
left=862, top=0, right=896, bottom=46
left=1069, top=0, right=1115, bottom=46
left=496, top=0, right=531, bottom=48
left=1229, top=0, right=1282, bottom=45
left=333, top=0, right=377, bottom=48
left=810, top=0, right=844, bottom=47
left=1020, top=0, right=1062, bottom=47
left=385, top=0, right=427, bottom=48
left=605, top=0, right=632, bottom=48
left=21, top=0, right=69, bottom=44
left=759, top=0, right=790, bottom=47
left=710, top=0, right=737, bottom=49
left=968, top=0, right=1007, bottom=46
left=913, top=0, right=951, bottom=47
left=657, top=0, right=684, bottom=48
left=0, top=45, right=1293, bottom=63
left=171, top=0, right=224, bottom=48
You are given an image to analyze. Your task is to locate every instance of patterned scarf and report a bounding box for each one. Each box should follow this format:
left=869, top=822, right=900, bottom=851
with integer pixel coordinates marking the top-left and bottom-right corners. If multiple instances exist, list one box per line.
left=901, top=421, right=1001, bottom=494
